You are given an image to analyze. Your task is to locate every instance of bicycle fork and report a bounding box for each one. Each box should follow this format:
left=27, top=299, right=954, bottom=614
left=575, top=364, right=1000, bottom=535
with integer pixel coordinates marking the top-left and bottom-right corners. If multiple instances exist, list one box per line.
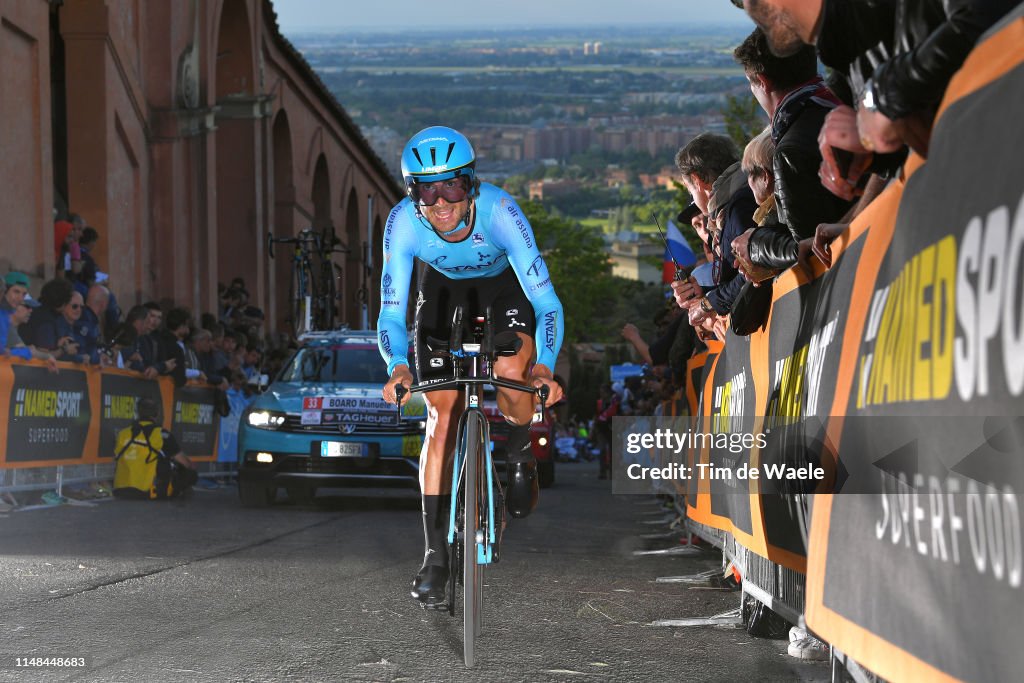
left=447, top=415, right=498, bottom=566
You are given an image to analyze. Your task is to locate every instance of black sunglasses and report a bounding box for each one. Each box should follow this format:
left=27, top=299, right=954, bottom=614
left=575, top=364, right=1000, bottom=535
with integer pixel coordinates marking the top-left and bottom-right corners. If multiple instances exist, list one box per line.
left=409, top=176, right=471, bottom=207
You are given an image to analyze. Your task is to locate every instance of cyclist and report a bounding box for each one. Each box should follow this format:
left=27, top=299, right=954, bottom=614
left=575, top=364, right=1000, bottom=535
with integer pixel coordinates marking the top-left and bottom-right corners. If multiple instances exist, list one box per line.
left=379, top=126, right=565, bottom=606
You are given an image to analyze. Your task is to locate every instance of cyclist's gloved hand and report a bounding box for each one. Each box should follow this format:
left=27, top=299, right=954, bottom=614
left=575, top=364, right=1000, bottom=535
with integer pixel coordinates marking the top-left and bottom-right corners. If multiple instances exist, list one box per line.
left=530, top=364, right=564, bottom=407
left=383, top=364, right=414, bottom=406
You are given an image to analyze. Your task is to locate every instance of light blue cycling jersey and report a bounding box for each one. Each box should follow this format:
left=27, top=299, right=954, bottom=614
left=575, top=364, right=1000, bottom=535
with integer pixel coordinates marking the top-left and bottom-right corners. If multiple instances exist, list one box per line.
left=377, top=182, right=564, bottom=375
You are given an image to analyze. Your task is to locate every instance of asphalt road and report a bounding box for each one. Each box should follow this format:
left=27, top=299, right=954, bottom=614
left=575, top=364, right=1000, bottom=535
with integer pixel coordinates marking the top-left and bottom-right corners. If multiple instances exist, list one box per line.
left=0, top=463, right=828, bottom=682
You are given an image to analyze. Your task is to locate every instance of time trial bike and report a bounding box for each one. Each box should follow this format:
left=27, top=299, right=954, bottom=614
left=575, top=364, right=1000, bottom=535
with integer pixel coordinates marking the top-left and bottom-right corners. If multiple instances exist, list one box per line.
left=396, top=306, right=548, bottom=667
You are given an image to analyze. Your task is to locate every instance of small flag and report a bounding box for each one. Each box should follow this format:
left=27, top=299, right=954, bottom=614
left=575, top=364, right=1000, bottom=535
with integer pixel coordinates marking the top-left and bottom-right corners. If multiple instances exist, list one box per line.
left=662, top=219, right=697, bottom=283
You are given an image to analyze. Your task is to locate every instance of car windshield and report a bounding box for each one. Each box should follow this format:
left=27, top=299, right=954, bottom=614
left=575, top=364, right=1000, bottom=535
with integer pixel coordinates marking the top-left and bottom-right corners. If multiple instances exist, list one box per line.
left=277, top=344, right=389, bottom=384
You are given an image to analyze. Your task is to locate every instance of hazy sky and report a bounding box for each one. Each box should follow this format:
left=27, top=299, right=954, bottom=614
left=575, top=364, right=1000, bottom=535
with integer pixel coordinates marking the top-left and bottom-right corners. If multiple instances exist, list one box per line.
left=272, top=0, right=752, bottom=31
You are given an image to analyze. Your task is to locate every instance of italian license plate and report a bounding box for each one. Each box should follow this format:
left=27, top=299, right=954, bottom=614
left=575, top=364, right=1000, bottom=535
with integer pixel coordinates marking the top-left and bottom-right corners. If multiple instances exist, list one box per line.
left=319, top=442, right=367, bottom=458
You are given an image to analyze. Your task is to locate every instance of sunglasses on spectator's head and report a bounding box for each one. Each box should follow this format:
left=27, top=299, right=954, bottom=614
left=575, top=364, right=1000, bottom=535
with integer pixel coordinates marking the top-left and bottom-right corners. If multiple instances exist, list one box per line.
left=409, top=176, right=472, bottom=206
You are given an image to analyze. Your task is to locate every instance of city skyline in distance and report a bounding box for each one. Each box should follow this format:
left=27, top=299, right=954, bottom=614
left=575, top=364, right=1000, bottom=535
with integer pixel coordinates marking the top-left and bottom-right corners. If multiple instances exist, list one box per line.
left=272, top=0, right=753, bottom=32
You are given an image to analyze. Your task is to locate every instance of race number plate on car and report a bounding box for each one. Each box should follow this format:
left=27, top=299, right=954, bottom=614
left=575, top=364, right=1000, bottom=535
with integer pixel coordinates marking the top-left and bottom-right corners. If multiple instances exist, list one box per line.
left=319, top=441, right=368, bottom=458
left=302, top=396, right=397, bottom=427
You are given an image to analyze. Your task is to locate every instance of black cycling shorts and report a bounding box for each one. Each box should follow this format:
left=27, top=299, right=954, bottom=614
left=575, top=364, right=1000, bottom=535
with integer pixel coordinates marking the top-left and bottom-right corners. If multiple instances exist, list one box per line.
left=413, top=265, right=533, bottom=386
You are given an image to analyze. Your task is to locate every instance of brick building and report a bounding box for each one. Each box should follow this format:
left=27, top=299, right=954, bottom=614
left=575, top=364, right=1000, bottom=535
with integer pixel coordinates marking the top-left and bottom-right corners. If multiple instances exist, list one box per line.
left=0, top=0, right=400, bottom=333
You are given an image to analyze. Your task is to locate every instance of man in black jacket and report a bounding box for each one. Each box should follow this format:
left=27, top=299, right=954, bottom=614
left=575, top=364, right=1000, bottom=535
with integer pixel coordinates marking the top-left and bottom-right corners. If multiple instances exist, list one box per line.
left=731, top=28, right=854, bottom=272
left=670, top=134, right=757, bottom=318
left=743, top=0, right=1016, bottom=160
left=137, top=303, right=177, bottom=380
left=158, top=308, right=192, bottom=388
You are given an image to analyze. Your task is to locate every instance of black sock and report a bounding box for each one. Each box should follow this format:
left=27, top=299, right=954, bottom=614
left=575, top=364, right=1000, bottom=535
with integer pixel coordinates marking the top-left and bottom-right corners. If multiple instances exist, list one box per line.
left=504, top=422, right=533, bottom=464
left=421, top=494, right=449, bottom=567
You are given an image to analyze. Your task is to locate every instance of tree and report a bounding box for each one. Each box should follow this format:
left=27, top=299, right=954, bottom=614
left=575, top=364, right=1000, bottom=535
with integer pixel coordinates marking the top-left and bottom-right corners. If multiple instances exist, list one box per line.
left=723, top=94, right=765, bottom=151
left=520, top=201, right=616, bottom=345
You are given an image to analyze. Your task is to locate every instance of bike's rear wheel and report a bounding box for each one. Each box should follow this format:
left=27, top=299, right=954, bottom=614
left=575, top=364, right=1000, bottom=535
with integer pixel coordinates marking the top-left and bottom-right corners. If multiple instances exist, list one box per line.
left=305, top=264, right=321, bottom=332
left=461, top=411, right=488, bottom=667
left=290, top=267, right=310, bottom=336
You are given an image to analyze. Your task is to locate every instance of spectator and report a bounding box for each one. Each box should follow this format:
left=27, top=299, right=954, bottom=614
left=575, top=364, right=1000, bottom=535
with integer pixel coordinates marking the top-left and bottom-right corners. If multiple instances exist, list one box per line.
left=1, top=271, right=30, bottom=312
left=682, top=204, right=716, bottom=266
left=621, top=377, right=643, bottom=416
left=741, top=0, right=1014, bottom=186
left=191, top=328, right=228, bottom=389
left=3, top=294, right=59, bottom=372
left=77, top=227, right=100, bottom=290
left=220, top=287, right=244, bottom=324
left=113, top=397, right=198, bottom=500
left=218, top=368, right=257, bottom=467
left=183, top=332, right=202, bottom=378
left=621, top=303, right=696, bottom=386
left=64, top=214, right=88, bottom=276
left=61, top=291, right=92, bottom=363
left=21, top=279, right=85, bottom=362
left=226, top=332, right=247, bottom=373
left=161, top=307, right=196, bottom=387
left=736, top=128, right=775, bottom=222
left=0, top=298, right=29, bottom=362
left=848, top=0, right=1016, bottom=156
left=54, top=220, right=80, bottom=279
left=740, top=0, right=893, bottom=201
left=96, top=272, right=121, bottom=332
left=213, top=325, right=235, bottom=371
left=104, top=321, right=137, bottom=369
left=74, top=284, right=109, bottom=365
left=139, top=302, right=178, bottom=380
left=732, top=128, right=784, bottom=285
left=208, top=322, right=228, bottom=371
left=730, top=28, right=853, bottom=274
left=121, top=305, right=157, bottom=377
left=594, top=384, right=620, bottom=480
left=242, top=345, right=262, bottom=383
left=671, top=133, right=757, bottom=318
left=706, top=157, right=756, bottom=310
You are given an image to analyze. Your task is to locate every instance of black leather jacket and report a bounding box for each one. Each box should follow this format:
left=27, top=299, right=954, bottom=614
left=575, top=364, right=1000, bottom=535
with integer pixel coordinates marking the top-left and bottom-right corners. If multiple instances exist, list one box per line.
left=749, top=88, right=854, bottom=270
left=817, top=0, right=910, bottom=177
left=817, top=0, right=899, bottom=106
left=837, top=0, right=1018, bottom=119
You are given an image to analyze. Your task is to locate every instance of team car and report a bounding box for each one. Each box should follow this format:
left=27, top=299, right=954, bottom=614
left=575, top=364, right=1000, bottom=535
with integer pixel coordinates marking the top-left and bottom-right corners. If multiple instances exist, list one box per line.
left=237, top=330, right=426, bottom=506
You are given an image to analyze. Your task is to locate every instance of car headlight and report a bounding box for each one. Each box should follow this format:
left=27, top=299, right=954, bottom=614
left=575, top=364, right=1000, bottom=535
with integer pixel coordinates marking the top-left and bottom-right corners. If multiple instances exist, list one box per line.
left=246, top=409, right=287, bottom=430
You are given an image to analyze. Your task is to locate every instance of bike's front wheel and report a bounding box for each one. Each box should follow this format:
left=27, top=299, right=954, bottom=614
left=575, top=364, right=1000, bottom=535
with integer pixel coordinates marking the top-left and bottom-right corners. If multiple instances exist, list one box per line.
left=321, top=261, right=337, bottom=330
left=461, top=410, right=488, bottom=667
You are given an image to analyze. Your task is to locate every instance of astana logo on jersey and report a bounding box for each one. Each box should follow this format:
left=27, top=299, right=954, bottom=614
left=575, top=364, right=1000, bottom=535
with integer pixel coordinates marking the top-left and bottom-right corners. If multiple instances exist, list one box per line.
left=429, top=254, right=503, bottom=273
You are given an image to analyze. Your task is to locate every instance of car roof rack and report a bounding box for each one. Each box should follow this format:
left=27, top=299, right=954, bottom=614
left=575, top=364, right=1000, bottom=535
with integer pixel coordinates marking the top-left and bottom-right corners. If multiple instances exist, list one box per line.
left=298, top=327, right=375, bottom=345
